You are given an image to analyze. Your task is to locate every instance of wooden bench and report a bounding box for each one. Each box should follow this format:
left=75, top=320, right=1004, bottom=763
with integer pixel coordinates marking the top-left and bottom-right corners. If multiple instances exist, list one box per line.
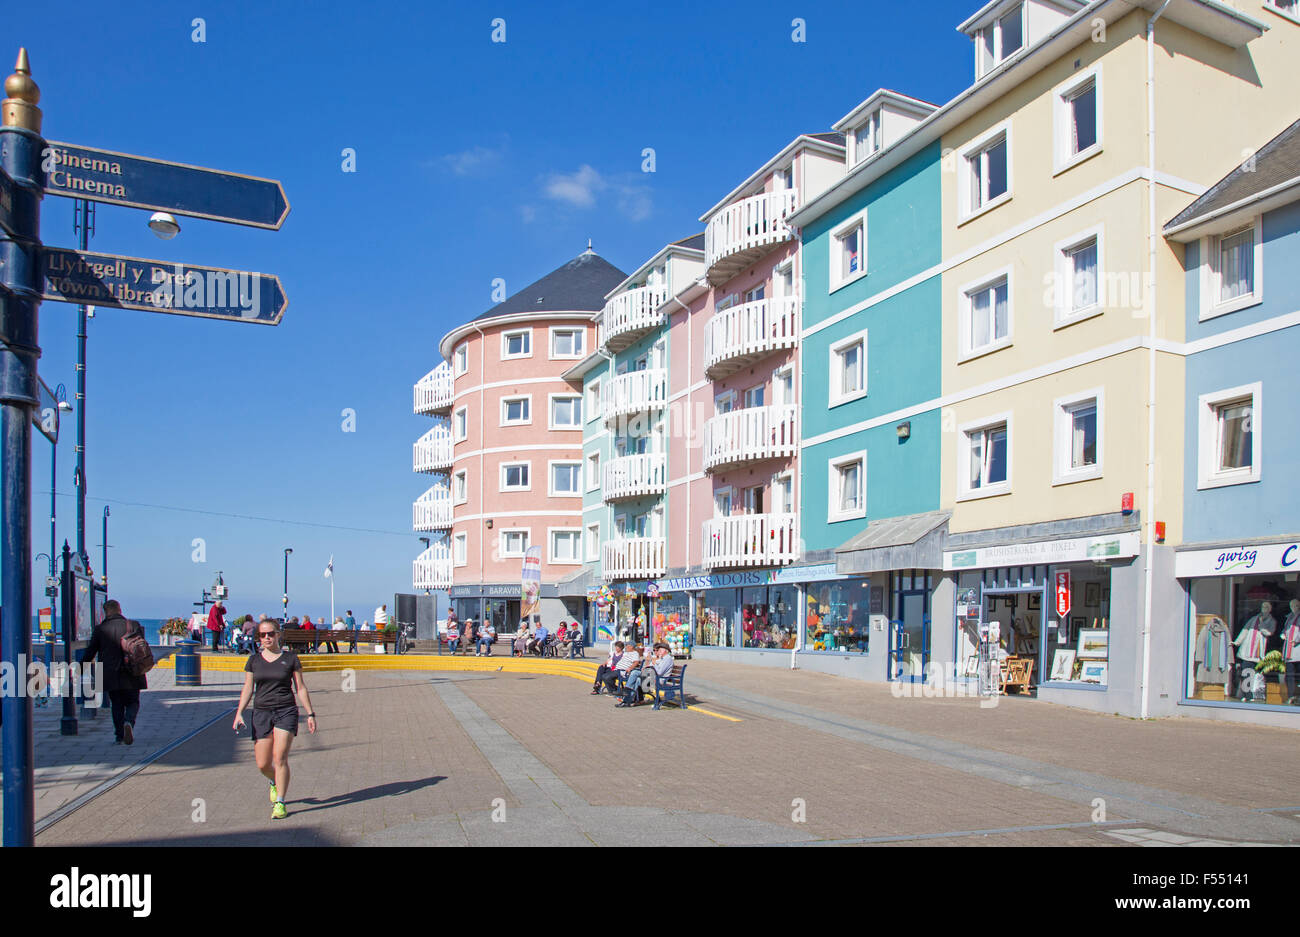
left=280, top=629, right=399, bottom=653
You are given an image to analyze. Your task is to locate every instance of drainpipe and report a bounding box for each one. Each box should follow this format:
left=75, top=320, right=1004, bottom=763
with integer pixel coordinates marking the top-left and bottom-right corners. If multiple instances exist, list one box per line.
left=1141, top=0, right=1172, bottom=720
left=670, top=292, right=694, bottom=571
left=472, top=323, right=487, bottom=617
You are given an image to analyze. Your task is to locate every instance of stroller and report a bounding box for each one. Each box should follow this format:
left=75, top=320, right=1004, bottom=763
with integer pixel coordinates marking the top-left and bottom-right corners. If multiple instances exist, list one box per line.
left=229, top=628, right=254, bottom=654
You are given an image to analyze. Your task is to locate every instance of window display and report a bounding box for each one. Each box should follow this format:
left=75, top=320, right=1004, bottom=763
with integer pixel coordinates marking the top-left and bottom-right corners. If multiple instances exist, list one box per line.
left=1045, top=564, right=1110, bottom=686
left=741, top=585, right=798, bottom=648
left=806, top=578, right=871, bottom=653
left=1189, top=576, right=1298, bottom=705
left=653, top=592, right=692, bottom=656
left=697, top=589, right=736, bottom=647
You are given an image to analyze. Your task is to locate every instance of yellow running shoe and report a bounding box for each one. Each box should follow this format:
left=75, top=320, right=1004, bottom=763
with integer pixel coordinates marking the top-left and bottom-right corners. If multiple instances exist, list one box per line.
left=271, top=801, right=287, bottom=820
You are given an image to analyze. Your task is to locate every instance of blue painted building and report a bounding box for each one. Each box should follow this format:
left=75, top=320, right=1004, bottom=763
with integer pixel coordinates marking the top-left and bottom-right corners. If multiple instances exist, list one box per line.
left=1165, top=118, right=1300, bottom=727
left=786, top=91, right=951, bottom=682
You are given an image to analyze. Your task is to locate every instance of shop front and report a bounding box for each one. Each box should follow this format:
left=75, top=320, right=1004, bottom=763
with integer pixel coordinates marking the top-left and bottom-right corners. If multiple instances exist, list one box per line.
left=944, top=524, right=1140, bottom=711
left=448, top=582, right=570, bottom=637
left=1176, top=540, right=1300, bottom=722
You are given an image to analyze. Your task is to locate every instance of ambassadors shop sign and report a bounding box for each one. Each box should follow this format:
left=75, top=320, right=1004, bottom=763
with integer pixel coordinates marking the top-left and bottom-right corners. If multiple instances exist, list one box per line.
left=1174, top=541, right=1300, bottom=578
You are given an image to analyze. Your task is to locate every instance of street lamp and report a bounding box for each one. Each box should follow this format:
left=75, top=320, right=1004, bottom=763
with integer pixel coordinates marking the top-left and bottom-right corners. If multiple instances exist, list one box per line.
left=283, top=548, right=292, bottom=622
left=100, top=506, right=110, bottom=591
left=147, top=212, right=180, bottom=239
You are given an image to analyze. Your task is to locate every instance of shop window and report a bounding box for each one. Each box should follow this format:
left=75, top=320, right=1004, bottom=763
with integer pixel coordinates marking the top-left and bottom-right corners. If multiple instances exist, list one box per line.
left=1043, top=566, right=1111, bottom=685
left=806, top=579, right=872, bottom=653
left=1189, top=575, right=1298, bottom=706
left=1197, top=384, right=1261, bottom=489
left=741, top=585, right=798, bottom=649
left=653, top=592, right=691, bottom=648
left=697, top=589, right=736, bottom=647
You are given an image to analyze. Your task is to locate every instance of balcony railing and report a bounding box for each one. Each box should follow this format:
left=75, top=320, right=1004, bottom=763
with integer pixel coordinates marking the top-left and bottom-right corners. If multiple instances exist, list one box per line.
left=602, top=368, right=667, bottom=425
left=602, top=452, right=667, bottom=502
left=704, top=295, right=799, bottom=379
left=599, top=284, right=668, bottom=353
left=413, top=423, right=453, bottom=473
left=414, top=361, right=454, bottom=415
left=703, top=405, right=798, bottom=473
left=413, top=483, right=453, bottom=531
left=703, top=513, right=799, bottom=569
left=414, top=541, right=454, bottom=590
left=704, top=190, right=799, bottom=284
left=602, top=537, right=667, bottom=581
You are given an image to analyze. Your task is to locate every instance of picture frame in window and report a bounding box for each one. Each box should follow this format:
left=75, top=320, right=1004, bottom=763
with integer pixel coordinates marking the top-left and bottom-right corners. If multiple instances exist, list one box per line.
left=1050, top=649, right=1076, bottom=682
left=1078, top=661, right=1107, bottom=685
left=1027, top=593, right=1041, bottom=611
left=1001, top=596, right=1016, bottom=609
left=1076, top=627, right=1108, bottom=659
left=1085, top=582, right=1100, bottom=607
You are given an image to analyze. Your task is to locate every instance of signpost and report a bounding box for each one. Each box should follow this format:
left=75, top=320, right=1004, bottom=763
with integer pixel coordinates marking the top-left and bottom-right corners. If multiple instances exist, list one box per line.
left=41, top=141, right=290, bottom=230
left=0, top=48, right=291, bottom=846
left=40, top=247, right=288, bottom=324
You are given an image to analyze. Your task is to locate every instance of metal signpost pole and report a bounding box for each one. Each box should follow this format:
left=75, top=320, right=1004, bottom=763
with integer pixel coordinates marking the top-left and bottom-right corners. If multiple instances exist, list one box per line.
left=0, top=49, right=43, bottom=847
left=73, top=199, right=91, bottom=567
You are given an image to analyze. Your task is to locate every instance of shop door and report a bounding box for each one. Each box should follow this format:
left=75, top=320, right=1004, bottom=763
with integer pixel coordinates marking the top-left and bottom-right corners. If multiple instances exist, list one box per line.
left=889, top=591, right=929, bottom=681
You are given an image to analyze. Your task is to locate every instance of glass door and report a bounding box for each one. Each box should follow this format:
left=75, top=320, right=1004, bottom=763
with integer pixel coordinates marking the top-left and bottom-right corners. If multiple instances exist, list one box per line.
left=889, top=591, right=929, bottom=682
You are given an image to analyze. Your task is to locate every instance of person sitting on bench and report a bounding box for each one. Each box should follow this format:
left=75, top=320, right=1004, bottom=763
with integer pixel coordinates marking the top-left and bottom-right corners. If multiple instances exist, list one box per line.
left=617, top=643, right=673, bottom=708
left=476, top=621, right=497, bottom=656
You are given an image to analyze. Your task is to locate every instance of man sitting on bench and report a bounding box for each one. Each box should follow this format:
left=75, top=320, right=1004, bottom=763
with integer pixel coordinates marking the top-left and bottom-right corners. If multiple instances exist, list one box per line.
left=616, top=643, right=672, bottom=708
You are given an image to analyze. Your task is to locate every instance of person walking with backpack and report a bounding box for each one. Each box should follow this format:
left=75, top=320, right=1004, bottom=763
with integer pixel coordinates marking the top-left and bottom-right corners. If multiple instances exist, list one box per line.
left=83, top=599, right=153, bottom=745
left=233, top=618, right=317, bottom=820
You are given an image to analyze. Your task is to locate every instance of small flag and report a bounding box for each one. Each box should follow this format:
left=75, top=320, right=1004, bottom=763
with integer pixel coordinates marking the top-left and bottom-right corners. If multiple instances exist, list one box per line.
left=324, top=556, right=333, bottom=579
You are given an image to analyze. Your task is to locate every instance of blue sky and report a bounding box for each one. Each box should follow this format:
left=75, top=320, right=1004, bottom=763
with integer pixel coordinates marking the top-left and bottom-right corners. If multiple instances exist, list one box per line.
left=11, top=0, right=977, bottom=618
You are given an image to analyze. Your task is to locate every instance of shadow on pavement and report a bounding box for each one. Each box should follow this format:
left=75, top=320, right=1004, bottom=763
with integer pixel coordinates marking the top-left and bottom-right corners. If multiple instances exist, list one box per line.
left=291, top=776, right=448, bottom=815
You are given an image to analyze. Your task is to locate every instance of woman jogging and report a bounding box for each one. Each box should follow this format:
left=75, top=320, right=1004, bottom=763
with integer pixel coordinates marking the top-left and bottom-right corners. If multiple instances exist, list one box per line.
left=233, top=619, right=317, bottom=819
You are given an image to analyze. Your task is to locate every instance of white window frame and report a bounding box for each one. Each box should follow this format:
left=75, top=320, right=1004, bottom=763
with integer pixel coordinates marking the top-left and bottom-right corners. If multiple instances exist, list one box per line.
left=453, top=405, right=469, bottom=442
left=586, top=451, right=601, bottom=492
left=772, top=471, right=795, bottom=515
left=1264, top=0, right=1300, bottom=25
left=957, top=412, right=1013, bottom=501
left=1197, top=382, right=1262, bottom=490
left=829, top=209, right=869, bottom=293
left=548, top=393, right=583, bottom=430
left=714, top=390, right=736, bottom=415
left=585, top=379, right=601, bottom=422
left=453, top=532, right=468, bottom=567
left=1052, top=225, right=1104, bottom=329
left=828, top=327, right=869, bottom=407
left=548, top=460, right=582, bottom=498
left=743, top=384, right=765, bottom=409
left=586, top=523, right=601, bottom=562
left=453, top=344, right=468, bottom=377
left=501, top=328, right=533, bottom=360
left=827, top=451, right=867, bottom=523
left=500, top=528, right=530, bottom=558
left=773, top=365, right=795, bottom=407
left=1199, top=217, right=1264, bottom=321
left=452, top=469, right=468, bottom=505
left=1052, top=65, right=1103, bottom=176
left=1052, top=388, right=1104, bottom=486
left=499, top=461, right=531, bottom=492
left=548, top=527, right=582, bottom=565
left=958, top=266, right=1014, bottom=361
left=958, top=122, right=1012, bottom=223
left=976, top=3, right=1026, bottom=78
left=851, top=110, right=883, bottom=166
left=774, top=259, right=796, bottom=301
left=548, top=326, right=584, bottom=360
left=714, top=485, right=734, bottom=518
left=500, top=394, right=532, bottom=427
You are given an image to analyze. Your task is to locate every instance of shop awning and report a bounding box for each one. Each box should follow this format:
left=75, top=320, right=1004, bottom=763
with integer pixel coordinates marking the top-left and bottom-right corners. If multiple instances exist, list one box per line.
left=834, top=511, right=951, bottom=575
left=556, top=567, right=598, bottom=598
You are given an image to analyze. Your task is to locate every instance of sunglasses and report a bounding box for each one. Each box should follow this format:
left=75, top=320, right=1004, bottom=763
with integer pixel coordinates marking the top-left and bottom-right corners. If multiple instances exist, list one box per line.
left=258, top=631, right=277, bottom=638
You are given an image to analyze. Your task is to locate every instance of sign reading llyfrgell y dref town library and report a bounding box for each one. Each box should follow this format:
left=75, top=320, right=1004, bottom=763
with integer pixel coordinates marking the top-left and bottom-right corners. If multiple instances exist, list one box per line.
left=41, top=142, right=290, bottom=230
left=40, top=247, right=288, bottom=324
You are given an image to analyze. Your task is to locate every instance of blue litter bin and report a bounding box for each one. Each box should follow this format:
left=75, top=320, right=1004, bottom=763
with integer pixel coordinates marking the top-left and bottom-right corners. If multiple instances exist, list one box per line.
left=175, top=640, right=202, bottom=687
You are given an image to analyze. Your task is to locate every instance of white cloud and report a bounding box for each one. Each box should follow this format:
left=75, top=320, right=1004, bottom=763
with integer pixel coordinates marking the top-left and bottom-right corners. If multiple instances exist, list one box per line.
left=439, top=145, right=504, bottom=176
left=542, top=165, right=652, bottom=221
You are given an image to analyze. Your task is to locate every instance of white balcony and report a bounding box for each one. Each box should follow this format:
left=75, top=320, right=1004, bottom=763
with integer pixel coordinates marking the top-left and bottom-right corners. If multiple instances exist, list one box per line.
left=413, top=483, right=453, bottom=531
left=414, top=362, right=454, bottom=415
left=703, top=405, right=798, bottom=473
left=413, top=423, right=453, bottom=473
left=704, top=295, right=799, bottom=379
left=602, top=452, right=667, bottom=502
left=602, top=537, right=666, bottom=581
left=602, top=368, right=667, bottom=425
left=599, top=285, right=668, bottom=354
left=703, top=513, right=799, bottom=570
left=414, top=541, right=453, bottom=590
left=704, top=190, right=799, bottom=285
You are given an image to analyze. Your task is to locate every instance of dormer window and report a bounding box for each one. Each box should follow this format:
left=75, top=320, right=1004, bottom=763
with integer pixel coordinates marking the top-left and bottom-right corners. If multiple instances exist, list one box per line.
left=977, top=3, right=1025, bottom=78
left=853, top=112, right=883, bottom=165
left=775, top=165, right=794, bottom=191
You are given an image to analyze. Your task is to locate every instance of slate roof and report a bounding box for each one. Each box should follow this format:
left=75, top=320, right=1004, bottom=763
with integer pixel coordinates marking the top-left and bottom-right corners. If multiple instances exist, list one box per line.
left=1165, top=118, right=1300, bottom=232
left=834, top=511, right=952, bottom=555
left=806, top=132, right=847, bottom=147
left=671, top=233, right=705, bottom=251
left=472, top=249, right=628, bottom=322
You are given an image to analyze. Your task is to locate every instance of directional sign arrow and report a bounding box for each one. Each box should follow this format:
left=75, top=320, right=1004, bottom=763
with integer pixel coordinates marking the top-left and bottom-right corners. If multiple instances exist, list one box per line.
left=39, top=247, right=288, bottom=325
left=42, top=141, right=290, bottom=230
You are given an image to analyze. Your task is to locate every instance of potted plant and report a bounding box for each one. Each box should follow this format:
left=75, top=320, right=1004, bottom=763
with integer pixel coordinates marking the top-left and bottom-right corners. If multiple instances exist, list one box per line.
left=159, top=617, right=189, bottom=646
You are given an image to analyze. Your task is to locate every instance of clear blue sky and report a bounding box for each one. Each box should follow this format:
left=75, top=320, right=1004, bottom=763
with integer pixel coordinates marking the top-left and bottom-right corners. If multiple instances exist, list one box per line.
left=11, top=0, right=977, bottom=619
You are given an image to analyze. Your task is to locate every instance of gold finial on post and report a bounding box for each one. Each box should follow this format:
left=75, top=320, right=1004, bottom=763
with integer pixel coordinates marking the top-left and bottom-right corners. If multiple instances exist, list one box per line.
left=2, top=48, right=42, bottom=132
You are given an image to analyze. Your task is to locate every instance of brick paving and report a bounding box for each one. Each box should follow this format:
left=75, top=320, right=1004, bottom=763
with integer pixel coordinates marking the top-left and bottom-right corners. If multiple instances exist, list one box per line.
left=27, top=660, right=1300, bottom=847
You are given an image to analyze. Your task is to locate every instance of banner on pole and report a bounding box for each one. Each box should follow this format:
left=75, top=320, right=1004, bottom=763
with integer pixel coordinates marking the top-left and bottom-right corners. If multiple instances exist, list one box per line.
left=520, top=546, right=542, bottom=621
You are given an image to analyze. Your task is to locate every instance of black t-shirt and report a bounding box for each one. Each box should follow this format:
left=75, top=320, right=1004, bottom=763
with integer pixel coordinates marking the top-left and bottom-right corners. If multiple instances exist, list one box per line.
left=245, top=649, right=302, bottom=711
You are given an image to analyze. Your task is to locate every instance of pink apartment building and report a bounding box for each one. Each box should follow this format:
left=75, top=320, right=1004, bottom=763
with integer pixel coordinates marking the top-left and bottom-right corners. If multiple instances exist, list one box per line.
left=665, top=133, right=846, bottom=576
left=413, top=248, right=627, bottom=634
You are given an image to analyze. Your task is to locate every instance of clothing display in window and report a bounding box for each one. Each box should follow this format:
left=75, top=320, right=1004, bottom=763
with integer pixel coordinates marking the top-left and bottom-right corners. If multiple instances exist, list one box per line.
left=1233, top=602, right=1276, bottom=662
left=1194, top=616, right=1234, bottom=685
left=1281, top=601, right=1300, bottom=663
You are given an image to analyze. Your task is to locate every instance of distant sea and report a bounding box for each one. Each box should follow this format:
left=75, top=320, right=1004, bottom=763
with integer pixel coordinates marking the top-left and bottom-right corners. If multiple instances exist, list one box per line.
left=31, top=617, right=166, bottom=645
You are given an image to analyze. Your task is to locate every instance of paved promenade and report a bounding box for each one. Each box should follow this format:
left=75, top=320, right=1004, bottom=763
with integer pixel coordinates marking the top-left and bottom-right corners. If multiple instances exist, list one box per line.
left=27, top=657, right=1300, bottom=847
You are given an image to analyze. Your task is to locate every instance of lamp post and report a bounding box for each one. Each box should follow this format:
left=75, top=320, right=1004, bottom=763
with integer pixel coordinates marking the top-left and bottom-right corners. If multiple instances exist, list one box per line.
left=100, top=505, right=110, bottom=591
left=73, top=200, right=93, bottom=568
left=282, top=548, right=292, bottom=622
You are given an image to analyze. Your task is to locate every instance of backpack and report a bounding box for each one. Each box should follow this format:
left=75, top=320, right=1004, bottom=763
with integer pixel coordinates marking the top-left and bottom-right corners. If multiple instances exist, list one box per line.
left=120, top=621, right=156, bottom=676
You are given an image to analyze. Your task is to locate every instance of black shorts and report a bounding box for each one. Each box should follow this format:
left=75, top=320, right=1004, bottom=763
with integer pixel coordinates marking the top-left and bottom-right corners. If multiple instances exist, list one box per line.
left=251, top=706, right=299, bottom=740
